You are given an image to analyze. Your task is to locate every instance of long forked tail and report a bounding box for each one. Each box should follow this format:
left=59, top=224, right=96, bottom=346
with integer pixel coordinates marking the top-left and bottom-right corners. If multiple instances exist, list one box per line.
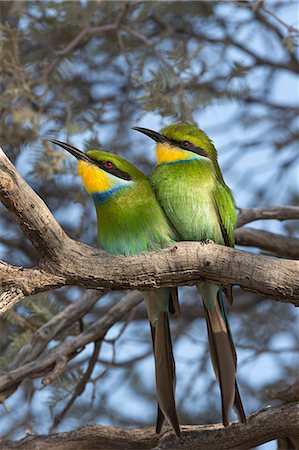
left=143, top=287, right=180, bottom=437
left=197, top=283, right=246, bottom=426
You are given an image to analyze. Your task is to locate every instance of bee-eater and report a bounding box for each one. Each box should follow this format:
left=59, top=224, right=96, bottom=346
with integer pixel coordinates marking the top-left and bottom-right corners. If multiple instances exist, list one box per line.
left=133, top=124, right=246, bottom=427
left=49, top=139, right=181, bottom=436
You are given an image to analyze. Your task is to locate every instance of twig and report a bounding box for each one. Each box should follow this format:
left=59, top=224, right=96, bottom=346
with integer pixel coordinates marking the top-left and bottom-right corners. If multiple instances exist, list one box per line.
left=44, top=5, right=129, bottom=78
left=51, top=340, right=102, bottom=431
left=0, top=292, right=143, bottom=397
left=11, top=291, right=103, bottom=369
left=236, top=206, right=299, bottom=227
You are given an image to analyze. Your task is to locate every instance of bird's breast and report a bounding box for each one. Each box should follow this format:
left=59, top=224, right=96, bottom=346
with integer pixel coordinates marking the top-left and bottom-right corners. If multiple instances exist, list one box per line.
left=151, top=161, right=223, bottom=243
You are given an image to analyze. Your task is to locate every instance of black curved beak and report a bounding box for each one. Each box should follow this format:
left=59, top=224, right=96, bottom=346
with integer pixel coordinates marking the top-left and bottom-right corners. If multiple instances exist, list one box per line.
left=132, top=127, right=168, bottom=144
left=49, top=139, right=92, bottom=163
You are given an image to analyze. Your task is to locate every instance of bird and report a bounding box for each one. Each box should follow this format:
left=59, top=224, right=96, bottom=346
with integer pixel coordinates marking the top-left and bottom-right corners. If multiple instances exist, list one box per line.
left=49, top=139, right=181, bottom=436
left=132, top=123, right=246, bottom=427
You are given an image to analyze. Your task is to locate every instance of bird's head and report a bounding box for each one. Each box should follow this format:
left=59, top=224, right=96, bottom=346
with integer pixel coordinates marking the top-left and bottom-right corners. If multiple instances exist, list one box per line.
left=133, top=123, right=218, bottom=167
left=49, top=140, right=141, bottom=198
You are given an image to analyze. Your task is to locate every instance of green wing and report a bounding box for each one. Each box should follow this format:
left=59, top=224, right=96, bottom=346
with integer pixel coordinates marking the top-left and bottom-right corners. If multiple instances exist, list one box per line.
left=212, top=182, right=237, bottom=304
left=213, top=182, right=237, bottom=248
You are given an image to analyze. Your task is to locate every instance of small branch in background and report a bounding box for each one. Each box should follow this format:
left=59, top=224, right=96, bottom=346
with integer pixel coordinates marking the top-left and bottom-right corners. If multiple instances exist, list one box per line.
left=0, top=292, right=143, bottom=399
left=235, top=227, right=299, bottom=259
left=44, top=4, right=129, bottom=78
left=10, top=291, right=103, bottom=369
left=271, top=379, right=299, bottom=405
left=51, top=340, right=102, bottom=431
left=236, top=206, right=299, bottom=227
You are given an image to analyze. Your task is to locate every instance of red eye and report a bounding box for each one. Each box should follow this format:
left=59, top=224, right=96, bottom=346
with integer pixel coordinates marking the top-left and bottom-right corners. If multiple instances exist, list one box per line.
left=104, top=161, right=114, bottom=169
left=183, top=140, right=191, bottom=147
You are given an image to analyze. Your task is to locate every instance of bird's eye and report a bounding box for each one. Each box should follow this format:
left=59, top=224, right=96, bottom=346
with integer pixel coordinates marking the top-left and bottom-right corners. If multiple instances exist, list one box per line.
left=103, top=161, right=114, bottom=169
left=183, top=140, right=192, bottom=147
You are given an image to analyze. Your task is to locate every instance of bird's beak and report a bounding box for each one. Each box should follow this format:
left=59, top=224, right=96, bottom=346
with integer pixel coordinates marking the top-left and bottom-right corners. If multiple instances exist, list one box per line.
left=132, top=127, right=168, bottom=144
left=49, top=139, right=93, bottom=163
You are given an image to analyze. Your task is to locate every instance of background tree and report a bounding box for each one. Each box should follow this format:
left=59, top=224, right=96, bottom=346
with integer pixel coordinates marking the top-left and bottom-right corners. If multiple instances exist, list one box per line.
left=0, top=1, right=298, bottom=449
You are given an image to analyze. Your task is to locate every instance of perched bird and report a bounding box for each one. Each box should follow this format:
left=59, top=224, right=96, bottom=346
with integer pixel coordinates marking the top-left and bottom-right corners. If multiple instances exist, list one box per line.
left=133, top=123, right=246, bottom=427
left=49, top=139, right=181, bottom=436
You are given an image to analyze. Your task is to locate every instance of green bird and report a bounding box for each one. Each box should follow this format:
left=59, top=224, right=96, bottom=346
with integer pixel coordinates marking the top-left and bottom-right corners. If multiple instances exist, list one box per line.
left=49, top=139, right=181, bottom=436
left=133, top=123, right=246, bottom=427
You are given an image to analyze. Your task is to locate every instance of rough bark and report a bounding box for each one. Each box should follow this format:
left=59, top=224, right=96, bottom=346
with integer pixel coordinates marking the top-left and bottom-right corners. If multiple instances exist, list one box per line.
left=0, top=403, right=298, bottom=450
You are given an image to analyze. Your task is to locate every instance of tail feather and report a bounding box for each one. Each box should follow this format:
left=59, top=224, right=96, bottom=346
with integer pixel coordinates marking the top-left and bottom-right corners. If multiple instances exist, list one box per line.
left=204, top=301, right=235, bottom=426
left=169, top=287, right=180, bottom=316
left=218, top=290, right=246, bottom=423
left=234, top=381, right=246, bottom=423
left=144, top=288, right=180, bottom=437
left=198, top=283, right=246, bottom=426
left=152, top=313, right=180, bottom=436
left=150, top=326, right=165, bottom=434
left=155, top=404, right=165, bottom=435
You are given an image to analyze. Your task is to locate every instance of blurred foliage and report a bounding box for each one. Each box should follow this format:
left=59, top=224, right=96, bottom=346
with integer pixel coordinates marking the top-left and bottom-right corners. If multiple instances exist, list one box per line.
left=0, top=0, right=298, bottom=442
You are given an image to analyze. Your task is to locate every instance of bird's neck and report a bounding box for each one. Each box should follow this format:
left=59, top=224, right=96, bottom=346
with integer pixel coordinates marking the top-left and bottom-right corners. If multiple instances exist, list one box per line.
left=92, top=185, right=129, bottom=204
left=156, top=143, right=201, bottom=165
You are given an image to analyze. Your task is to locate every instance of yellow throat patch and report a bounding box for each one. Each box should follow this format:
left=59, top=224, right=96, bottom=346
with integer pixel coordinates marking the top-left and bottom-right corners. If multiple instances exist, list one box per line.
left=156, top=143, right=195, bottom=164
left=77, top=160, right=111, bottom=194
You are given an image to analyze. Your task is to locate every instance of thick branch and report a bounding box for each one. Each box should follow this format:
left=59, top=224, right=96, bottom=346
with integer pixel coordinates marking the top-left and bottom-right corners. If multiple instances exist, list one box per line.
left=0, top=403, right=298, bottom=450
left=0, top=147, right=298, bottom=314
left=0, top=238, right=298, bottom=311
left=0, top=261, right=65, bottom=313
left=0, top=149, right=67, bottom=258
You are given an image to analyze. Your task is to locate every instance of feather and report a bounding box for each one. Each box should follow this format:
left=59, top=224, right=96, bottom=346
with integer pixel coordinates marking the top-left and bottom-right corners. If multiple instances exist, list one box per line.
left=198, top=284, right=246, bottom=425
left=144, top=288, right=180, bottom=436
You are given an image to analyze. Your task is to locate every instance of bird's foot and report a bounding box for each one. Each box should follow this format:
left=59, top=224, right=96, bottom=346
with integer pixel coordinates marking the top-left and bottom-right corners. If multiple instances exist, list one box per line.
left=202, top=238, right=214, bottom=245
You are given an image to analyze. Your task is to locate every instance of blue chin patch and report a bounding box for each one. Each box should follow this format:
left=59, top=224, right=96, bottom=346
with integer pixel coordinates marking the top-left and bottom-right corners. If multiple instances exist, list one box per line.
left=92, top=185, right=125, bottom=203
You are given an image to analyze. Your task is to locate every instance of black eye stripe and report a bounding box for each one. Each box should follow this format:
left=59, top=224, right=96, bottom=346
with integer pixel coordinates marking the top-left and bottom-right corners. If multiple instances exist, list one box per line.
left=167, top=138, right=208, bottom=158
left=92, top=159, right=132, bottom=181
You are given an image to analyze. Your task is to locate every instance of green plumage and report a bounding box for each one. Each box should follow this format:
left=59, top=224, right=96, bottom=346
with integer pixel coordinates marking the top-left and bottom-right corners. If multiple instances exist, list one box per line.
left=133, top=123, right=246, bottom=427
left=151, top=158, right=236, bottom=246
left=93, top=181, right=175, bottom=256
left=49, top=139, right=181, bottom=437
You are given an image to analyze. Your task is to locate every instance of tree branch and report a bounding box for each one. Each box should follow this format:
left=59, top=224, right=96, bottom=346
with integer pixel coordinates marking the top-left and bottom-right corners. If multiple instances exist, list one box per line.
left=0, top=147, right=298, bottom=314
left=236, top=206, right=299, bottom=227
left=0, top=292, right=143, bottom=398
left=0, top=403, right=298, bottom=450
left=44, top=5, right=129, bottom=77
left=235, top=227, right=299, bottom=259
left=9, top=290, right=103, bottom=369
